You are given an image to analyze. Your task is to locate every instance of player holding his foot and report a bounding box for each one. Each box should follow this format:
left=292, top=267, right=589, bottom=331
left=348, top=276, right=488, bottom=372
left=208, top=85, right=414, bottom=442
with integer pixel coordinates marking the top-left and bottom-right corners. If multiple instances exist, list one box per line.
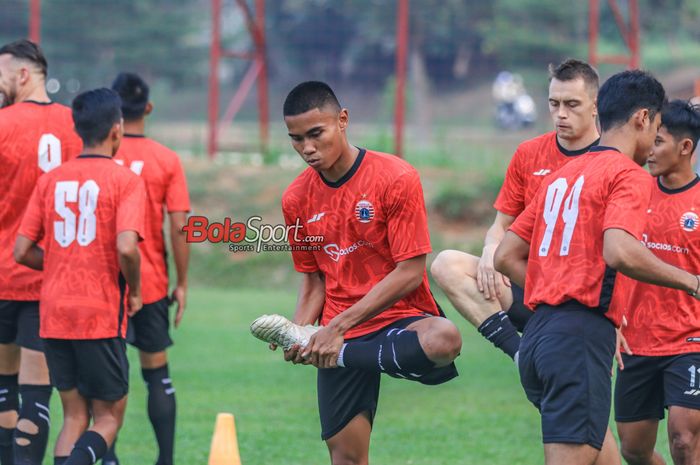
left=251, top=81, right=462, bottom=465
left=104, top=72, right=190, bottom=465
left=495, top=71, right=700, bottom=465
left=614, top=101, right=700, bottom=465
left=0, top=39, right=82, bottom=465
left=14, top=88, right=145, bottom=465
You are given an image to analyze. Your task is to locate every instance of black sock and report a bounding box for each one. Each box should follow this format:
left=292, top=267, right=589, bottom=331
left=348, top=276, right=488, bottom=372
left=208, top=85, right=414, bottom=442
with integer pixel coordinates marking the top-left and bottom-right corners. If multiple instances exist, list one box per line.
left=0, top=374, right=19, bottom=465
left=477, top=311, right=521, bottom=360
left=54, top=457, right=68, bottom=465
left=339, top=328, right=435, bottom=380
left=100, top=439, right=118, bottom=465
left=14, top=384, right=52, bottom=465
left=142, top=365, right=176, bottom=465
left=0, top=427, right=13, bottom=465
left=64, top=431, right=107, bottom=465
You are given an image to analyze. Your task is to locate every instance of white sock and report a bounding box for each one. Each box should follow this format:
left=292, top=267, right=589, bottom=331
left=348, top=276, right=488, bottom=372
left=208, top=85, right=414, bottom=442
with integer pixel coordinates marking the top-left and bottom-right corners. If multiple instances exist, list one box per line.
left=336, top=343, right=348, bottom=368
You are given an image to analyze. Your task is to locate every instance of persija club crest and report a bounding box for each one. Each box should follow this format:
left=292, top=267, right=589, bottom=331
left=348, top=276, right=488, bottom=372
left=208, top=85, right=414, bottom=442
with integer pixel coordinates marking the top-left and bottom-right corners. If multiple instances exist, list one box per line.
left=680, top=211, right=699, bottom=232
left=355, top=199, right=375, bottom=223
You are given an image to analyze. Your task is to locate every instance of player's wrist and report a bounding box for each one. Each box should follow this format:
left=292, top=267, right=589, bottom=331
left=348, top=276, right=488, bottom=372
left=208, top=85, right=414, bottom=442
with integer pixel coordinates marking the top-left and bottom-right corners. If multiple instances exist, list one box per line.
left=688, top=274, right=700, bottom=298
left=327, top=318, right=349, bottom=336
left=483, top=243, right=498, bottom=254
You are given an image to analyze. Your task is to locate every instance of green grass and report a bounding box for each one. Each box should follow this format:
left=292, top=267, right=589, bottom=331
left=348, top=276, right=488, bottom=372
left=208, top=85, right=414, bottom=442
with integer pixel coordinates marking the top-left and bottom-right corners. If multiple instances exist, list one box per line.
left=42, top=287, right=674, bottom=464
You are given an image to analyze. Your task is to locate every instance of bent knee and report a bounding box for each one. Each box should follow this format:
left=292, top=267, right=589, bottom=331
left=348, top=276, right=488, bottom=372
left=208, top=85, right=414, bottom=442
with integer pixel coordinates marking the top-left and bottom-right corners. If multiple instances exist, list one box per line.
left=430, top=250, right=476, bottom=288
left=420, top=319, right=462, bottom=365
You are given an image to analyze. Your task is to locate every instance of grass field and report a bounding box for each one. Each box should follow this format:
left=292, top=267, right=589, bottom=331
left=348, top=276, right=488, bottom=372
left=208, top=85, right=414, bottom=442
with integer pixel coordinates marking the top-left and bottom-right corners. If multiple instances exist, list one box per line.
left=41, top=287, right=674, bottom=464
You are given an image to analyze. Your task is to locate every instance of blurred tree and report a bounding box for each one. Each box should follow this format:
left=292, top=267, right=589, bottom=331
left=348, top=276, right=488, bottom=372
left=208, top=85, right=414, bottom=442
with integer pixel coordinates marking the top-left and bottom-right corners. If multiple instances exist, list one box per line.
left=480, top=0, right=587, bottom=67
left=41, top=0, right=207, bottom=94
left=0, top=1, right=29, bottom=47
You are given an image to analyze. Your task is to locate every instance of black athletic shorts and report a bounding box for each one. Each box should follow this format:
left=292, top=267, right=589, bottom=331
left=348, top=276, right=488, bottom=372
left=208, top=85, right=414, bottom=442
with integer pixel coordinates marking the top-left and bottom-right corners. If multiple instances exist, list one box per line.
left=518, top=302, right=616, bottom=450
left=43, top=338, right=129, bottom=401
left=127, top=297, right=173, bottom=353
left=0, top=300, right=43, bottom=351
left=506, top=283, right=533, bottom=333
left=615, top=353, right=700, bottom=422
left=317, top=315, right=459, bottom=441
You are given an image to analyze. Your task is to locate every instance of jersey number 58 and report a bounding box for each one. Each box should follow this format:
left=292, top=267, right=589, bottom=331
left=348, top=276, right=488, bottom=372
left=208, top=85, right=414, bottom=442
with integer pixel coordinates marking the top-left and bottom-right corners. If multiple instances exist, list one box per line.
left=54, top=180, right=100, bottom=248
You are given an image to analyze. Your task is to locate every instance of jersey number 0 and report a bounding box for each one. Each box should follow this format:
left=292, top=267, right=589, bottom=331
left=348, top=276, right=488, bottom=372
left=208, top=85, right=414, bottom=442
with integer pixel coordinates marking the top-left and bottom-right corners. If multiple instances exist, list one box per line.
left=38, top=134, right=62, bottom=173
left=54, top=181, right=100, bottom=247
left=539, top=176, right=584, bottom=257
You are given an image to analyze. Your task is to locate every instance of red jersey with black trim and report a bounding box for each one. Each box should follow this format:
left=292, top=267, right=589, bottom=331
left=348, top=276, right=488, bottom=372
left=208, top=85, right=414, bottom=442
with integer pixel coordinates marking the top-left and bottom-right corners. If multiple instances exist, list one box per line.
left=0, top=101, right=82, bottom=300
left=114, top=135, right=190, bottom=304
left=18, top=155, right=146, bottom=339
left=619, top=176, right=700, bottom=355
left=509, top=147, right=654, bottom=326
left=494, top=131, right=597, bottom=217
left=282, top=149, right=440, bottom=339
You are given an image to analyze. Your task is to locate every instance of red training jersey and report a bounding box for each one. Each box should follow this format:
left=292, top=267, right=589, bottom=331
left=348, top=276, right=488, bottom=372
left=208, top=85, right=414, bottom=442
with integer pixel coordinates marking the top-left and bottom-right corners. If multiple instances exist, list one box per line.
left=0, top=101, right=82, bottom=300
left=19, top=155, right=146, bottom=339
left=282, top=149, right=440, bottom=339
left=114, top=135, right=190, bottom=304
left=509, top=147, right=654, bottom=326
left=619, top=177, right=700, bottom=355
left=494, top=131, right=597, bottom=217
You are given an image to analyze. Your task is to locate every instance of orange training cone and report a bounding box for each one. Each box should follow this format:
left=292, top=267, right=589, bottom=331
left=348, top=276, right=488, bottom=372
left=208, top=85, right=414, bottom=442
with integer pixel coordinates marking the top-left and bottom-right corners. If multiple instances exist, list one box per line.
left=208, top=413, right=242, bottom=465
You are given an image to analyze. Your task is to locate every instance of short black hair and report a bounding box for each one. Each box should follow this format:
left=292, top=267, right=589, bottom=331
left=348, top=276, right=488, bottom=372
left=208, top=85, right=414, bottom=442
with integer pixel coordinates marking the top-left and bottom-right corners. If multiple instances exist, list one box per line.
left=548, top=58, right=599, bottom=95
left=111, top=72, right=149, bottom=120
left=661, top=99, right=700, bottom=152
left=598, top=70, right=667, bottom=132
left=0, top=39, right=47, bottom=77
left=283, top=81, right=341, bottom=117
left=72, top=88, right=122, bottom=147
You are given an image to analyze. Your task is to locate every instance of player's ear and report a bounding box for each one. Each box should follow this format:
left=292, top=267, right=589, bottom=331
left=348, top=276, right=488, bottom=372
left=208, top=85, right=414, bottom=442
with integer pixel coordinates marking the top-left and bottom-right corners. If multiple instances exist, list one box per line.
left=680, top=137, right=695, bottom=157
left=112, top=119, right=123, bottom=141
left=632, top=108, right=650, bottom=131
left=18, top=65, right=31, bottom=86
left=145, top=101, right=153, bottom=116
left=338, top=108, right=349, bottom=131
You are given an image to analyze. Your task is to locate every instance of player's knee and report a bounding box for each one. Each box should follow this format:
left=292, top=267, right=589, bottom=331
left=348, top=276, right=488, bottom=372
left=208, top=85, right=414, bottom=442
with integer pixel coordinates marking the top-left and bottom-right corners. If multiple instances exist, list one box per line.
left=63, top=410, right=90, bottom=431
left=329, top=450, right=367, bottom=465
left=620, top=440, right=655, bottom=464
left=93, top=413, right=123, bottom=433
left=669, top=430, right=695, bottom=458
left=430, top=250, right=466, bottom=289
left=421, top=320, right=462, bottom=365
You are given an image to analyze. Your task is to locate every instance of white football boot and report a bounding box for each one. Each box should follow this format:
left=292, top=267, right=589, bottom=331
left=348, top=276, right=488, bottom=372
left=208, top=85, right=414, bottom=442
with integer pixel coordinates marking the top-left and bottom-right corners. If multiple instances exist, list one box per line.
left=250, top=314, right=320, bottom=350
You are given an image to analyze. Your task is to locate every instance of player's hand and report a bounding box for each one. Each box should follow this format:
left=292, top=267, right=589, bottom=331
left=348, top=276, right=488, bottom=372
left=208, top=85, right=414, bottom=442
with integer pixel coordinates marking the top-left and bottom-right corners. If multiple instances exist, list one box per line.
left=283, top=344, right=311, bottom=365
left=301, top=325, right=344, bottom=369
left=127, top=291, right=143, bottom=317
left=477, top=245, right=510, bottom=301
left=614, top=316, right=632, bottom=374
left=170, top=285, right=187, bottom=328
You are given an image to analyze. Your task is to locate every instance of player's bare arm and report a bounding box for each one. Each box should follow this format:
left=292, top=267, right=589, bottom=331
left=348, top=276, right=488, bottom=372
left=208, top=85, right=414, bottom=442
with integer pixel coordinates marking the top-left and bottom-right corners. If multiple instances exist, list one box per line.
left=169, top=211, right=189, bottom=327
left=301, top=254, right=426, bottom=369
left=478, top=211, right=516, bottom=300
left=281, top=271, right=325, bottom=364
left=603, top=228, right=700, bottom=295
left=493, top=231, right=529, bottom=288
left=13, top=235, right=44, bottom=271
left=117, top=230, right=143, bottom=315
